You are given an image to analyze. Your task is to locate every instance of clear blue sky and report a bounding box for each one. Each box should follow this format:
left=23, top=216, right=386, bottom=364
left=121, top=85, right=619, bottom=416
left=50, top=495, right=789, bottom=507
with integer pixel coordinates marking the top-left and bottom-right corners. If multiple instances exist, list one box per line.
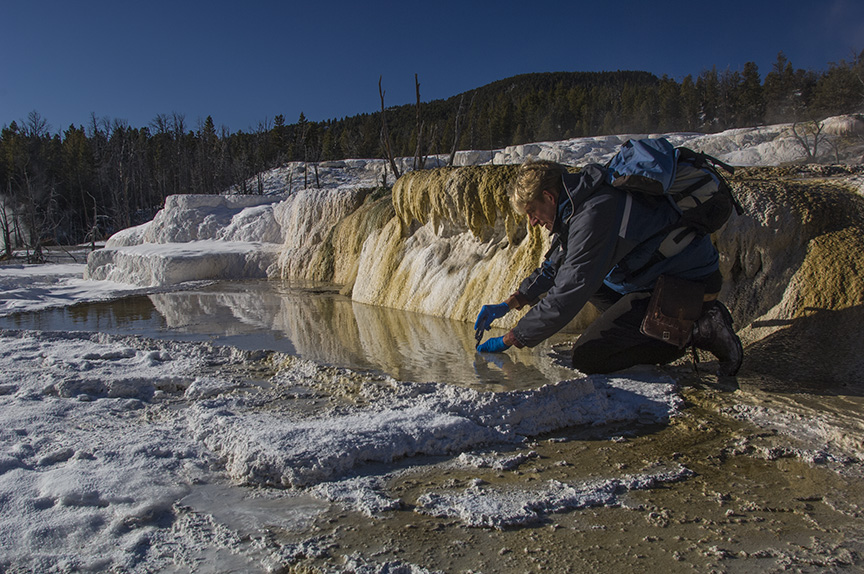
left=2, top=0, right=862, bottom=135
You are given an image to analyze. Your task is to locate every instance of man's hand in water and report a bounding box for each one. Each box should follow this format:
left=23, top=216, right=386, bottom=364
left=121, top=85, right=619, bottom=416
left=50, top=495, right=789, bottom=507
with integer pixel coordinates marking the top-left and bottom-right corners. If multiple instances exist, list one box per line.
left=476, top=336, right=510, bottom=353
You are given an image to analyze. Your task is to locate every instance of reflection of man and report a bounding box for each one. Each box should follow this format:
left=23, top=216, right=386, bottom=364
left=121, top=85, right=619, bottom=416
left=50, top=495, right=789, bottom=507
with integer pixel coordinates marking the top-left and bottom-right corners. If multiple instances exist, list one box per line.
left=474, top=160, right=742, bottom=377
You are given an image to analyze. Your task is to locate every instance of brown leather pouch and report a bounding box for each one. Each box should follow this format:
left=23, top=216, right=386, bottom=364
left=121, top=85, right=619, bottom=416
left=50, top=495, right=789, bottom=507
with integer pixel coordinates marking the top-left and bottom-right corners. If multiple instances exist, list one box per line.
left=640, top=275, right=705, bottom=348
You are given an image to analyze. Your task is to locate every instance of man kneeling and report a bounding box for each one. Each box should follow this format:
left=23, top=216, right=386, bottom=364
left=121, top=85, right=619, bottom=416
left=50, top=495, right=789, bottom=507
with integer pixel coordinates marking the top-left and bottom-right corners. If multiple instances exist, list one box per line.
left=474, top=160, right=743, bottom=377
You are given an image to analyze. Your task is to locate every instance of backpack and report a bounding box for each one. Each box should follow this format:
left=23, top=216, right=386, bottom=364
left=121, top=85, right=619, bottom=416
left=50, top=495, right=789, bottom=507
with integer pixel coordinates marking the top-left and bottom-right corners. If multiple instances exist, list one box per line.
left=606, top=137, right=743, bottom=273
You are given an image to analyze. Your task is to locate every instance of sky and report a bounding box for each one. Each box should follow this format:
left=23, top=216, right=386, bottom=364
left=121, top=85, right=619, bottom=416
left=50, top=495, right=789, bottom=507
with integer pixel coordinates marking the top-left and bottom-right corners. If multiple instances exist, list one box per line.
left=2, top=0, right=863, bottom=135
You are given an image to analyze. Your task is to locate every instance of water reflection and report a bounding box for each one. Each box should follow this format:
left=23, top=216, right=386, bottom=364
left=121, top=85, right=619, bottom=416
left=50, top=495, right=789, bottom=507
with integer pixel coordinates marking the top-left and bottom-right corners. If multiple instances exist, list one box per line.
left=0, top=280, right=576, bottom=390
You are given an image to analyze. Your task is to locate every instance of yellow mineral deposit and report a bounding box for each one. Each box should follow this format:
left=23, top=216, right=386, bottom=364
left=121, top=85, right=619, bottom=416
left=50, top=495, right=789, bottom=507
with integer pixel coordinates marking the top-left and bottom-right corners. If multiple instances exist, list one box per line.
left=275, top=166, right=562, bottom=328
left=353, top=166, right=553, bottom=327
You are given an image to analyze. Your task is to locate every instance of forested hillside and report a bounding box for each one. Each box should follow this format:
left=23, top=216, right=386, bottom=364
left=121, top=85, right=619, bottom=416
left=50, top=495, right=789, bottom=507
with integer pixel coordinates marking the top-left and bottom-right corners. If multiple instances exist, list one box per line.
left=1, top=52, right=862, bottom=255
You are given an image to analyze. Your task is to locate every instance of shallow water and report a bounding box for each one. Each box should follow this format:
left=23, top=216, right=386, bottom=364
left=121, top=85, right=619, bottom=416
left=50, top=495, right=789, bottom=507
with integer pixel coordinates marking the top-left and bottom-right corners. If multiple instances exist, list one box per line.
left=0, top=279, right=576, bottom=391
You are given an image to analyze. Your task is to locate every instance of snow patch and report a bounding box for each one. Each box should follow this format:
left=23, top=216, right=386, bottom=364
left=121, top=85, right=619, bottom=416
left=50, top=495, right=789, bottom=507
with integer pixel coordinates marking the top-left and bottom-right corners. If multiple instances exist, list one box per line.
left=187, top=368, right=680, bottom=488
left=416, top=465, right=695, bottom=528
left=85, top=240, right=279, bottom=286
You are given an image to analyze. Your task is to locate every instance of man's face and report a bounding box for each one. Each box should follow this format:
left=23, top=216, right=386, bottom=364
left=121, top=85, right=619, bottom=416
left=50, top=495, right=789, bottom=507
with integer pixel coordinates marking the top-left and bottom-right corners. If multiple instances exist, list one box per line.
left=524, top=190, right=558, bottom=231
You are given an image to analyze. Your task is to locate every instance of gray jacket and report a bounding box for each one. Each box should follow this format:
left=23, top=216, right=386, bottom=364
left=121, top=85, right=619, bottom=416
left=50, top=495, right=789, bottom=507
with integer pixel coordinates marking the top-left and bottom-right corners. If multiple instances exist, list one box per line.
left=509, top=165, right=719, bottom=348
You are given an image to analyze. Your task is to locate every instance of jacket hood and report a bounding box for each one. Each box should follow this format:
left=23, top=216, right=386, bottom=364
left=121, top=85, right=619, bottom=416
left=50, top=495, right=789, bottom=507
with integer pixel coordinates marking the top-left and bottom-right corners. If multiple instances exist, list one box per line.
left=552, top=164, right=607, bottom=234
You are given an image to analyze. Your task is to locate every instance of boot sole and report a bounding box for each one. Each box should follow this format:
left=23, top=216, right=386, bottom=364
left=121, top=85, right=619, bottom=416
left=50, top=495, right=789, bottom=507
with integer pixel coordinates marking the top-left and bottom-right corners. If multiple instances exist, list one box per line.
left=714, top=302, right=743, bottom=377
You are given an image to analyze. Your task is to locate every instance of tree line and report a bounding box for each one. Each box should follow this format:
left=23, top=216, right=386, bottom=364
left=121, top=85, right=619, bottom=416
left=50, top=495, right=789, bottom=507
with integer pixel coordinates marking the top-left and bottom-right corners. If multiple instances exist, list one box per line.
left=1, top=51, right=862, bottom=258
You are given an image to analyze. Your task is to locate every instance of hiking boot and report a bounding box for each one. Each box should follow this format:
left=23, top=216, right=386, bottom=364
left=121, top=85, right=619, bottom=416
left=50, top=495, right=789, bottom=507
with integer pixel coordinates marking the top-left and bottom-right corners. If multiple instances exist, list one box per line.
left=691, top=301, right=743, bottom=377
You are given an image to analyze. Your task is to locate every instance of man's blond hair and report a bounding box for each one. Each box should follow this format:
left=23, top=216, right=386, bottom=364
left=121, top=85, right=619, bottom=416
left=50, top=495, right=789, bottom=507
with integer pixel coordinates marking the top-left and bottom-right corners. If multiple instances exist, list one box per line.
left=511, top=160, right=566, bottom=214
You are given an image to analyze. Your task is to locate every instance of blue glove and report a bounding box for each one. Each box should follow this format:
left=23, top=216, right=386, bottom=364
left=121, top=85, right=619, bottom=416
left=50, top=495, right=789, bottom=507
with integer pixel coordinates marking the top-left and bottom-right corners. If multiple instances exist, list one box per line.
left=477, top=336, right=511, bottom=353
left=474, top=302, right=510, bottom=332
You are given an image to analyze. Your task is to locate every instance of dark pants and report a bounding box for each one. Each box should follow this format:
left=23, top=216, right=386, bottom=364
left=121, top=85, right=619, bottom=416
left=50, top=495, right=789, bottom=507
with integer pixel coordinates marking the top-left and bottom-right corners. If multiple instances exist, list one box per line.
left=571, top=288, right=688, bottom=374
left=572, top=272, right=723, bottom=374
left=572, top=267, right=724, bottom=374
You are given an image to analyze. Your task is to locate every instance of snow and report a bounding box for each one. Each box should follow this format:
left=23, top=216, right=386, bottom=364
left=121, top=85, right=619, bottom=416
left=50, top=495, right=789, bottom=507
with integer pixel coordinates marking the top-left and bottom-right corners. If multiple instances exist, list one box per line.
left=416, top=465, right=695, bottom=528
left=0, top=331, right=211, bottom=572
left=0, top=263, right=149, bottom=316
left=0, top=117, right=862, bottom=572
left=85, top=240, right=279, bottom=286
left=186, top=372, right=680, bottom=489
left=0, top=258, right=683, bottom=571
left=139, top=194, right=283, bottom=244
left=0, top=321, right=682, bottom=572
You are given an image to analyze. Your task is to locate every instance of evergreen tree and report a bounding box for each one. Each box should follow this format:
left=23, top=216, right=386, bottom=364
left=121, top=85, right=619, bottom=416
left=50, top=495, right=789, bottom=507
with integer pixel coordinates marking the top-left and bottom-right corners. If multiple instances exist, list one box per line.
left=697, top=67, right=720, bottom=130
left=679, top=75, right=701, bottom=130
left=658, top=76, right=683, bottom=132
left=717, top=68, right=742, bottom=129
left=763, top=52, right=795, bottom=122
left=738, top=62, right=765, bottom=126
left=812, top=56, right=864, bottom=115
left=196, top=116, right=219, bottom=194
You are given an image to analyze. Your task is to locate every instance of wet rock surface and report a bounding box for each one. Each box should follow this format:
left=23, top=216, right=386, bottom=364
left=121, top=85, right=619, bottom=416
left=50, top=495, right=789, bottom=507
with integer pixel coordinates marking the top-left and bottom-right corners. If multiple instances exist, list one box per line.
left=285, top=374, right=864, bottom=573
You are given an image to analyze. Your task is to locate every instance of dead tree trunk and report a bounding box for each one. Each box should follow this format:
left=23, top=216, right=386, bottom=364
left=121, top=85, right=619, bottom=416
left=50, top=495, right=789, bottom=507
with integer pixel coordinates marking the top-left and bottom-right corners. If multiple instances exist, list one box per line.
left=413, top=74, right=426, bottom=171
left=379, top=76, right=401, bottom=180
left=287, top=165, right=293, bottom=195
left=1, top=180, right=14, bottom=258
left=448, top=93, right=466, bottom=167
left=87, top=192, right=99, bottom=250
left=0, top=206, right=11, bottom=259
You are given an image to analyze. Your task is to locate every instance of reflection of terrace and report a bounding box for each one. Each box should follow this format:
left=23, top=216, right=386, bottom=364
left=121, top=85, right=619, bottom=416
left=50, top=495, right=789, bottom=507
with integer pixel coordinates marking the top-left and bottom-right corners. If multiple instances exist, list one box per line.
left=147, top=281, right=578, bottom=391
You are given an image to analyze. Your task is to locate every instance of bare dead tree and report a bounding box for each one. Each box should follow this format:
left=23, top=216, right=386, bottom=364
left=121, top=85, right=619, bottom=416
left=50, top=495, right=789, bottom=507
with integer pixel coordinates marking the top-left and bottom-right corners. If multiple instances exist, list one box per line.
left=85, top=191, right=99, bottom=250
left=0, top=182, right=13, bottom=259
left=791, top=120, right=825, bottom=162
left=286, top=165, right=293, bottom=195
left=22, top=170, right=47, bottom=263
left=295, top=113, right=312, bottom=189
left=426, top=124, right=439, bottom=165
left=413, top=74, right=426, bottom=171
left=379, top=76, right=401, bottom=179
left=25, top=111, right=49, bottom=138
left=824, top=137, right=842, bottom=163
left=448, top=93, right=466, bottom=167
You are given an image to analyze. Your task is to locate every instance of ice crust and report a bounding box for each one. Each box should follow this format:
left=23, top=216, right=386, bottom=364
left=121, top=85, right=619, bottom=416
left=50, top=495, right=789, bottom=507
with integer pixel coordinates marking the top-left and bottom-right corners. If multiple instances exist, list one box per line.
left=417, top=465, right=696, bottom=528
left=186, top=371, right=681, bottom=488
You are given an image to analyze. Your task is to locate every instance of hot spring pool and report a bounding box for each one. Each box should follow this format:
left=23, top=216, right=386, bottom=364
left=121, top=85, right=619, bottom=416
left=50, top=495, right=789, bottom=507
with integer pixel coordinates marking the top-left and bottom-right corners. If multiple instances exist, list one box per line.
left=0, top=279, right=577, bottom=391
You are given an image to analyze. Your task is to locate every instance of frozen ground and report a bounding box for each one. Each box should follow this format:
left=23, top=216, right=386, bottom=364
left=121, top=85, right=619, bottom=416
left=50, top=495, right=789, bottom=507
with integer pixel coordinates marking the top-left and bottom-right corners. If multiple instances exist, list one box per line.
left=0, top=264, right=684, bottom=572
left=4, top=248, right=864, bottom=574
left=3, top=301, right=864, bottom=572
